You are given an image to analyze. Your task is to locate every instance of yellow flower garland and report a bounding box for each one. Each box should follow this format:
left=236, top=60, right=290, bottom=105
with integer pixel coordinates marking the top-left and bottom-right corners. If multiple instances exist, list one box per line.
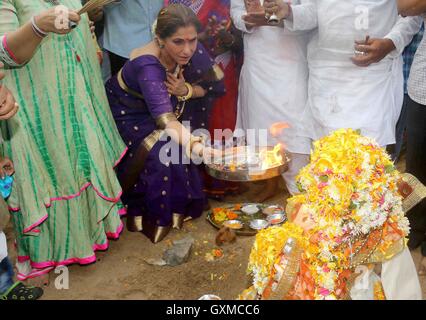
left=244, top=129, right=409, bottom=300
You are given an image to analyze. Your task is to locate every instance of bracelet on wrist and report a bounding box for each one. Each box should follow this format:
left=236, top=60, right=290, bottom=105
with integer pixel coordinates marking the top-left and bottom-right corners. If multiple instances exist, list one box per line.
left=31, top=16, right=48, bottom=38
left=185, top=135, right=205, bottom=160
left=178, top=82, right=193, bottom=102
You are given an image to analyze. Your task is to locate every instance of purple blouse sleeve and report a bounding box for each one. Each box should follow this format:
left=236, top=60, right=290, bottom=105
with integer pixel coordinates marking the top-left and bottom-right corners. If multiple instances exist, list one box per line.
left=135, top=60, right=173, bottom=119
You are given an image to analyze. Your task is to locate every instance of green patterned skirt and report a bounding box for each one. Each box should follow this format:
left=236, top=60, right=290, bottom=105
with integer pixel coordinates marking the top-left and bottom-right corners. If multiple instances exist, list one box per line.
left=0, top=0, right=127, bottom=279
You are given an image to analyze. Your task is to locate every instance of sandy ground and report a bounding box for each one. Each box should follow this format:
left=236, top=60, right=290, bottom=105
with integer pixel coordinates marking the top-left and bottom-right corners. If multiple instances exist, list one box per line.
left=5, top=175, right=426, bottom=300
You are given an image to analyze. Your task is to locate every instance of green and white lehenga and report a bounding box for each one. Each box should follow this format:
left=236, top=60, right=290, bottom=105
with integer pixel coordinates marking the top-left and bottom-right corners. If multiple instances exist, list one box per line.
left=0, top=0, right=127, bottom=279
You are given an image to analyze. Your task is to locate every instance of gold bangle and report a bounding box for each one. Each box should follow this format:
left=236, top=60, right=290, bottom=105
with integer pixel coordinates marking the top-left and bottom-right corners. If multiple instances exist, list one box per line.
left=155, top=112, right=177, bottom=129
left=178, top=82, right=193, bottom=102
left=185, top=135, right=204, bottom=160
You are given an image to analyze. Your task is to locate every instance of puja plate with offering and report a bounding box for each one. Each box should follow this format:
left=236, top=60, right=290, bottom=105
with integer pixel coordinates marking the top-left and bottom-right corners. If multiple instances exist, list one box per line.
left=206, top=145, right=290, bottom=182
left=207, top=203, right=286, bottom=235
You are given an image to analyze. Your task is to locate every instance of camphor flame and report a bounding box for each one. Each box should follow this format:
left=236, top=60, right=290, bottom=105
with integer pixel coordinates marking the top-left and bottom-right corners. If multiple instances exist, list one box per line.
left=259, top=144, right=284, bottom=170
left=269, top=122, right=290, bottom=139
left=257, top=122, right=289, bottom=170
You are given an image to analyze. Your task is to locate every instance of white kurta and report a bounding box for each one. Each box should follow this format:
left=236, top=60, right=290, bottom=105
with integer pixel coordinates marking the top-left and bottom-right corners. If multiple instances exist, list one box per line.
left=231, top=0, right=313, bottom=154
left=286, top=0, right=422, bottom=146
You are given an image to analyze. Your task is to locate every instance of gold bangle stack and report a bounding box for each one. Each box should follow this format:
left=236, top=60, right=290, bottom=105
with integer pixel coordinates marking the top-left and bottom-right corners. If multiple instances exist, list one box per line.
left=178, top=82, right=193, bottom=102
left=185, top=135, right=205, bottom=160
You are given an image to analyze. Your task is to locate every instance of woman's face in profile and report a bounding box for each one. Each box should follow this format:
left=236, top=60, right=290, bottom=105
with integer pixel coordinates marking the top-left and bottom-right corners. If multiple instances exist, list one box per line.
left=163, top=25, right=198, bottom=65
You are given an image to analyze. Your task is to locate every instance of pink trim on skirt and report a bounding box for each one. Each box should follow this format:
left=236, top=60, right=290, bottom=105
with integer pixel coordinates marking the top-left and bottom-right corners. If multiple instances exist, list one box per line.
left=16, top=221, right=124, bottom=281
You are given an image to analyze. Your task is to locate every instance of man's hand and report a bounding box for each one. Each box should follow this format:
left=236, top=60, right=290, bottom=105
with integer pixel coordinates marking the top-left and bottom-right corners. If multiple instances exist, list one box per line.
left=242, top=12, right=269, bottom=28
left=351, top=38, right=396, bottom=67
left=263, top=0, right=291, bottom=20
left=88, top=7, right=103, bottom=22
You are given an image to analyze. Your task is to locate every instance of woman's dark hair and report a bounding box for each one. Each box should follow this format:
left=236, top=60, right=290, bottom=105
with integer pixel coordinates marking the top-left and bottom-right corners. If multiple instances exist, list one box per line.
left=155, top=4, right=202, bottom=39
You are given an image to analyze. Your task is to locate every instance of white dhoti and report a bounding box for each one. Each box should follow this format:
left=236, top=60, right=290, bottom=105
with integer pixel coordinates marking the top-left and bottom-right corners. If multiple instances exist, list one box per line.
left=231, top=0, right=314, bottom=192
left=351, top=248, right=423, bottom=300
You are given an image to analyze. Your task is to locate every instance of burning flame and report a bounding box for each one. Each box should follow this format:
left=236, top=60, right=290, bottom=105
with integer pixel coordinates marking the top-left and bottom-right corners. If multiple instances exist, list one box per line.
left=269, top=122, right=290, bottom=139
left=259, top=144, right=284, bottom=170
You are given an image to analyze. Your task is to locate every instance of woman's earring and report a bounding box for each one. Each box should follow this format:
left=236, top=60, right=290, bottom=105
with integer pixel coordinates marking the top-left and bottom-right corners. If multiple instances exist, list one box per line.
left=156, top=38, right=165, bottom=49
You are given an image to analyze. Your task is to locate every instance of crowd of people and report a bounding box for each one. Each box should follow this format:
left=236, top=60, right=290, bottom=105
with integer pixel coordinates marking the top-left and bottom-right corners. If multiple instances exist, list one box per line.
left=0, top=0, right=425, bottom=300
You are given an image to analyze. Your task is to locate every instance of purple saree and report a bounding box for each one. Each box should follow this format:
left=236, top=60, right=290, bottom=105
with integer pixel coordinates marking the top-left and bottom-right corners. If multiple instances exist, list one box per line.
left=106, top=55, right=206, bottom=243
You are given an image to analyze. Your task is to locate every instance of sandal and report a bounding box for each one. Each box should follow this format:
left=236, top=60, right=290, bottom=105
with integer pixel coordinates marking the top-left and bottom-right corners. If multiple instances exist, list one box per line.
left=1, top=282, right=43, bottom=300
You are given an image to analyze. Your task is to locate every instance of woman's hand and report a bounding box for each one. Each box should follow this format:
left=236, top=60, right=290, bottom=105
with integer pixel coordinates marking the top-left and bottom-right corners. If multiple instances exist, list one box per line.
left=0, top=157, right=14, bottom=179
left=0, top=65, right=19, bottom=120
left=34, top=6, right=81, bottom=35
left=165, top=69, right=188, bottom=97
left=201, top=146, right=223, bottom=165
left=0, top=85, right=19, bottom=121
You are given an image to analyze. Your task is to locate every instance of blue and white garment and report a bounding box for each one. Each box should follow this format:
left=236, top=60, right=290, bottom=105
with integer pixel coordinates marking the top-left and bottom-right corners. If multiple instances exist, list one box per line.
left=102, top=0, right=164, bottom=59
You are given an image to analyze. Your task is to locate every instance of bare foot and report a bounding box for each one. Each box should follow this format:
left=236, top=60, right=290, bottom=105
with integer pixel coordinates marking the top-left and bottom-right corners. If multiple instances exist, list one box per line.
left=25, top=272, right=50, bottom=288
left=252, top=178, right=279, bottom=203
left=419, top=257, right=426, bottom=276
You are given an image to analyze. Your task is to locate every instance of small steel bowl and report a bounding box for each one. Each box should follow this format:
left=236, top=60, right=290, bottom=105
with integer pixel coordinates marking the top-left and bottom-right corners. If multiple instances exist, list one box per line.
left=249, top=219, right=269, bottom=230
left=223, top=219, right=244, bottom=230
left=241, top=204, right=259, bottom=215
left=262, top=205, right=284, bottom=215
left=267, top=213, right=285, bottom=225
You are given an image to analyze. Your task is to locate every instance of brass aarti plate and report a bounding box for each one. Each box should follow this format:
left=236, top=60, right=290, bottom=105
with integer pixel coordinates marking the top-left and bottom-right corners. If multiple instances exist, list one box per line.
left=206, top=146, right=290, bottom=182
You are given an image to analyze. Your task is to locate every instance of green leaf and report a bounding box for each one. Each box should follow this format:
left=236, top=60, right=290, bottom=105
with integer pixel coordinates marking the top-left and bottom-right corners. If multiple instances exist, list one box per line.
left=319, top=175, right=329, bottom=183
left=385, top=165, right=395, bottom=173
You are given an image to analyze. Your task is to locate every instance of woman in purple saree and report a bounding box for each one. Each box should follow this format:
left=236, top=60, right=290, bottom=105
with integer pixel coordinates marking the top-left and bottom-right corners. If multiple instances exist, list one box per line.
left=105, top=4, right=223, bottom=243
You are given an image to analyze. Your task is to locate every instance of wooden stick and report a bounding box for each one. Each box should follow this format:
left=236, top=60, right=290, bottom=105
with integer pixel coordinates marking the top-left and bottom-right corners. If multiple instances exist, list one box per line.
left=78, top=0, right=116, bottom=15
